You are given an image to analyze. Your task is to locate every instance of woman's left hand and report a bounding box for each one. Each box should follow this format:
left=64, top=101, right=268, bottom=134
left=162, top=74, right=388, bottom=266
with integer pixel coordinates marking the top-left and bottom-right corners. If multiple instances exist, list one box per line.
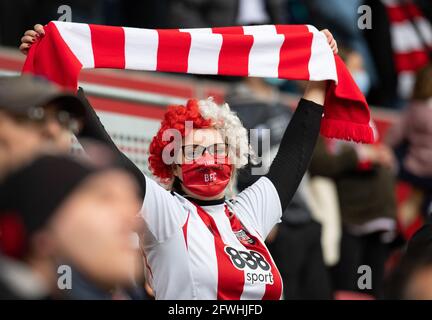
left=320, top=29, right=338, bottom=54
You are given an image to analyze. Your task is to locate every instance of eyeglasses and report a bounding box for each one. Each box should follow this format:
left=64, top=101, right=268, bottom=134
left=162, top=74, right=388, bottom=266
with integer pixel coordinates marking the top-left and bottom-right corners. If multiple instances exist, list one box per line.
left=181, top=143, right=229, bottom=161
left=13, top=106, right=82, bottom=135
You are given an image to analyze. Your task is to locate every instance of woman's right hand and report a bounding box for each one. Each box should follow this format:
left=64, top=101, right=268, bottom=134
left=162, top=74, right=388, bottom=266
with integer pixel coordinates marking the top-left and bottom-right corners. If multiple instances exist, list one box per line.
left=19, top=24, right=45, bottom=55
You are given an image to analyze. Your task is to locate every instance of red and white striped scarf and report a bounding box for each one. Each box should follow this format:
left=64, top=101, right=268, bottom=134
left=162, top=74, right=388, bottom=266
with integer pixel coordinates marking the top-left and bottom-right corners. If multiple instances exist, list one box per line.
left=382, top=0, right=432, bottom=98
left=22, top=21, right=373, bottom=143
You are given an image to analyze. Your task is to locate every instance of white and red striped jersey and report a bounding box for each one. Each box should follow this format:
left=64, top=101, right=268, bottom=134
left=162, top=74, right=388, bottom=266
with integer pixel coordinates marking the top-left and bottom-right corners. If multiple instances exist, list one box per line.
left=140, top=176, right=283, bottom=300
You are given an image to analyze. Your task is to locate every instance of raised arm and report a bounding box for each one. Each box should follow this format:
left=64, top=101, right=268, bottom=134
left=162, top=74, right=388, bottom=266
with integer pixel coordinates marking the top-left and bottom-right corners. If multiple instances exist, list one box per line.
left=20, top=24, right=146, bottom=198
left=76, top=88, right=146, bottom=199
left=19, top=24, right=202, bottom=244
left=265, top=28, right=337, bottom=211
left=266, top=82, right=325, bottom=211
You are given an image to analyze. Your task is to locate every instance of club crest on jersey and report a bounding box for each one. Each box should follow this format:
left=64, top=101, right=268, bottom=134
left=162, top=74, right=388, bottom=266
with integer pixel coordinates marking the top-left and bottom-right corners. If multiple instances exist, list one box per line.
left=234, top=229, right=255, bottom=245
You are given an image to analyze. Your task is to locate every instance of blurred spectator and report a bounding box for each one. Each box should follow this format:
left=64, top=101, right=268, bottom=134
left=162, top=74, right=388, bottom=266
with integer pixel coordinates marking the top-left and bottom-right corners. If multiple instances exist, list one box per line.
left=385, top=63, right=432, bottom=222
left=304, top=0, right=377, bottom=88
left=309, top=136, right=397, bottom=298
left=308, top=47, right=398, bottom=298
left=0, top=154, right=141, bottom=299
left=385, top=223, right=432, bottom=299
left=386, top=247, right=432, bottom=300
left=265, top=189, right=333, bottom=299
left=168, top=0, right=288, bottom=28
left=338, top=46, right=371, bottom=95
left=363, top=0, right=432, bottom=107
left=227, top=77, right=332, bottom=299
left=0, top=75, right=85, bottom=178
left=386, top=63, right=432, bottom=181
left=0, top=76, right=150, bottom=299
left=401, top=249, right=432, bottom=299
left=415, top=0, right=432, bottom=24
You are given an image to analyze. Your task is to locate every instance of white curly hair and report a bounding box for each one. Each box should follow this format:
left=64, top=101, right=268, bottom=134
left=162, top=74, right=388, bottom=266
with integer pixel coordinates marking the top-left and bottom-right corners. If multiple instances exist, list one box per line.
left=197, top=97, right=252, bottom=169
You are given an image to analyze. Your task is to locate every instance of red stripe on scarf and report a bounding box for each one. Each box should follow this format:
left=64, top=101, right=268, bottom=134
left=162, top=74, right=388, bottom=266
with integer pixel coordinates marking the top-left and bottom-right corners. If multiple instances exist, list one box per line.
left=276, top=25, right=312, bottom=79
left=212, top=27, right=254, bottom=76
left=90, top=24, right=125, bottom=69
left=156, top=29, right=191, bottom=73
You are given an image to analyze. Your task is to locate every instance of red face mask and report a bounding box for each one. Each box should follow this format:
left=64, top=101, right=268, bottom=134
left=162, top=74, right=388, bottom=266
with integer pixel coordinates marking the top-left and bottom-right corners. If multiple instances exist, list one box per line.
left=180, top=153, right=232, bottom=198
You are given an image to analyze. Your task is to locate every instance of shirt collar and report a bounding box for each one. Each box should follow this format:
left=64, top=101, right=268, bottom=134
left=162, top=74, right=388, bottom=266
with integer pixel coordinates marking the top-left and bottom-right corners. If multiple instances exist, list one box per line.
left=0, top=255, right=50, bottom=299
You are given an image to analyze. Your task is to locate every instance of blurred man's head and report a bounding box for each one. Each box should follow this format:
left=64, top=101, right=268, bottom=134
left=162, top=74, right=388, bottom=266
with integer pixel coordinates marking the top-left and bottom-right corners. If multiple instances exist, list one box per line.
left=48, top=169, right=141, bottom=287
left=385, top=224, right=432, bottom=300
left=0, top=76, right=85, bottom=177
left=338, top=47, right=370, bottom=95
left=401, top=225, right=432, bottom=299
left=412, top=63, right=432, bottom=101
left=0, top=155, right=141, bottom=296
left=403, top=261, right=432, bottom=299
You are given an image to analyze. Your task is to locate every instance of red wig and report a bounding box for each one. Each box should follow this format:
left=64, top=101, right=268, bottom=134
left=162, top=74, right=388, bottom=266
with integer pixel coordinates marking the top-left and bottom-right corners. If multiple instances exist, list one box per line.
left=148, top=99, right=212, bottom=182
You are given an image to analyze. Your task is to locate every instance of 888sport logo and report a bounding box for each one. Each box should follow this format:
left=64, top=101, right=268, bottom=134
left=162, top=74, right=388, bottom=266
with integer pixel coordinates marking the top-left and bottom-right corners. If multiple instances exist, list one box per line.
left=224, top=246, right=274, bottom=285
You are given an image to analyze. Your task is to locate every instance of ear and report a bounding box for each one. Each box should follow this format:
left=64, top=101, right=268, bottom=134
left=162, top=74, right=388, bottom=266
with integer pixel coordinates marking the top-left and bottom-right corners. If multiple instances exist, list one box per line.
left=0, top=111, right=9, bottom=124
left=171, top=164, right=182, bottom=180
left=29, top=229, right=57, bottom=259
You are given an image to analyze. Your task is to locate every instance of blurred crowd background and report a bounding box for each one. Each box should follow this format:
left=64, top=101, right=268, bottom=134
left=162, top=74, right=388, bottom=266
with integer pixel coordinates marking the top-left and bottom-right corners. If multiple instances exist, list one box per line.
left=1, top=0, right=432, bottom=300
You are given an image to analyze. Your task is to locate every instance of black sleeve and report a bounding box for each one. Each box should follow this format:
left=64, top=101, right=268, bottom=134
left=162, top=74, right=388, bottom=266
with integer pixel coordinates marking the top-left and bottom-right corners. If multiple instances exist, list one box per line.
left=76, top=88, right=146, bottom=199
left=266, top=98, right=323, bottom=211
